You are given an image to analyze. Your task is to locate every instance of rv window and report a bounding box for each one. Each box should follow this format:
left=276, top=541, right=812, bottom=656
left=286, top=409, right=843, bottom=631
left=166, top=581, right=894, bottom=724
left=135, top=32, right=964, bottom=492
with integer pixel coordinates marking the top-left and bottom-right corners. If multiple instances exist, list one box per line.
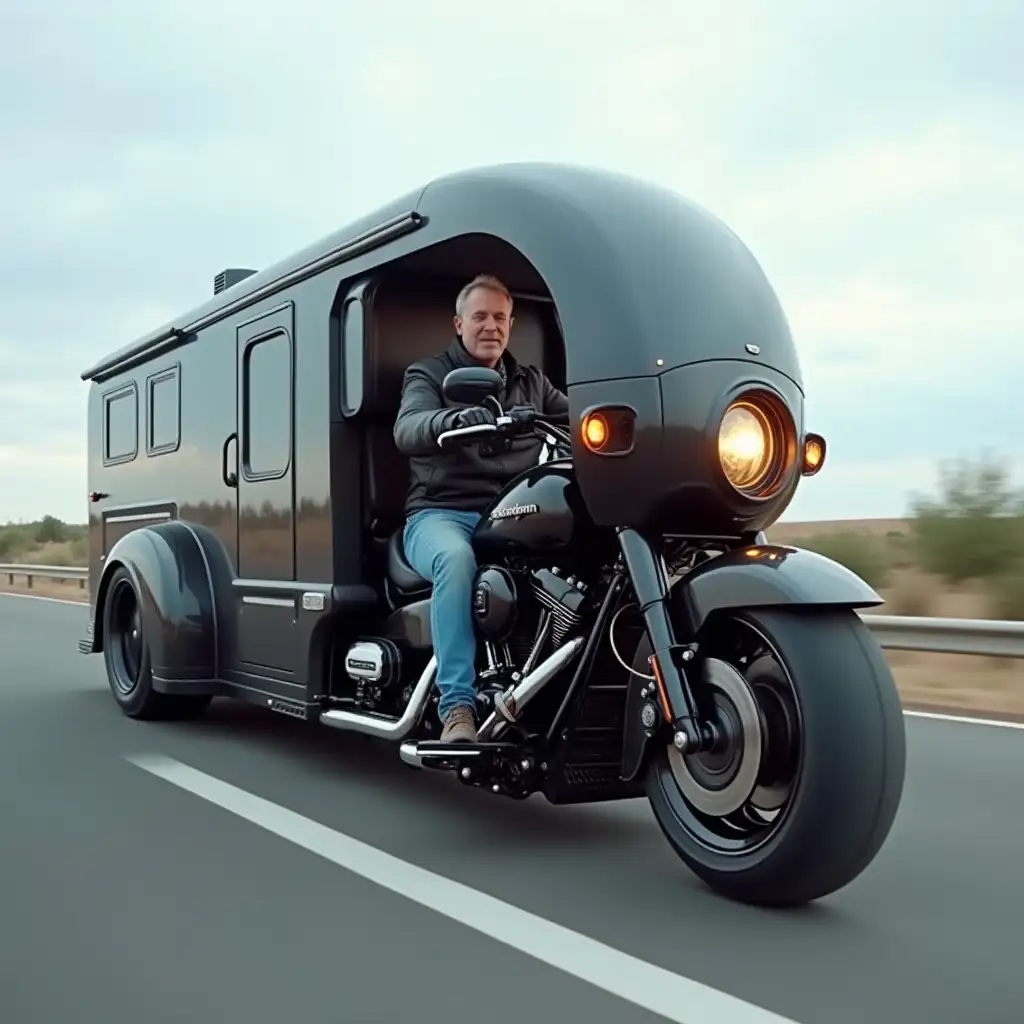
left=243, top=330, right=292, bottom=479
left=104, top=385, right=137, bottom=463
left=147, top=366, right=180, bottom=455
left=342, top=297, right=363, bottom=416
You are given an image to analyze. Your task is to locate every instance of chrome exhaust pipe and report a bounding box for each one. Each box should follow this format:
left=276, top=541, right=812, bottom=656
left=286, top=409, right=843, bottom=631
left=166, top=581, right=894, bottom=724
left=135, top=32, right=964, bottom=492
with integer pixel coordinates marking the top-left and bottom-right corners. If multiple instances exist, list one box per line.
left=320, top=656, right=436, bottom=739
left=477, top=636, right=585, bottom=740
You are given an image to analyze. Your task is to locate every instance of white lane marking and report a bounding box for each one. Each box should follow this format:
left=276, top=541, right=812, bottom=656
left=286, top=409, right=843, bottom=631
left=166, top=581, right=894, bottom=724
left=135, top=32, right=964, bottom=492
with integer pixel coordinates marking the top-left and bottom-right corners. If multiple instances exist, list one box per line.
left=903, top=709, right=1024, bottom=731
left=5, top=590, right=1019, bottom=734
left=127, top=753, right=801, bottom=1024
left=0, top=591, right=86, bottom=608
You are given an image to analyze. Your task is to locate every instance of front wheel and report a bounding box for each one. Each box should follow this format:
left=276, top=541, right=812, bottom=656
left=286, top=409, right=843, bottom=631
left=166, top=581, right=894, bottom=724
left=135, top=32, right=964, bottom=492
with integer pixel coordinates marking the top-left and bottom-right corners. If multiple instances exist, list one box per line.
left=640, top=607, right=906, bottom=907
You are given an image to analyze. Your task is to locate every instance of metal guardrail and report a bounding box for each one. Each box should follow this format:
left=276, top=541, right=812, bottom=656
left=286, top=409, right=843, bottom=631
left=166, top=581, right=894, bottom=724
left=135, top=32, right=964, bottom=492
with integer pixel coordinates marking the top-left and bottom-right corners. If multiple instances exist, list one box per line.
left=858, top=614, right=1024, bottom=658
left=0, top=563, right=1021, bottom=656
left=1, top=563, right=88, bottom=590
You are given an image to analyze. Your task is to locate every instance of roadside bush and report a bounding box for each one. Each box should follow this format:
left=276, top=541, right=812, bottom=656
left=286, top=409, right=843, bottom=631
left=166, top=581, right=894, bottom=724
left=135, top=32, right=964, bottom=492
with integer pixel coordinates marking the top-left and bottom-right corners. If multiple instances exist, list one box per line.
left=908, top=453, right=1024, bottom=584
left=884, top=572, right=935, bottom=616
left=0, top=524, right=34, bottom=561
left=69, top=536, right=89, bottom=564
left=883, top=529, right=915, bottom=569
left=789, top=531, right=889, bottom=589
left=987, top=563, right=1024, bottom=620
left=35, top=514, right=67, bottom=545
left=38, top=545, right=72, bottom=567
left=0, top=518, right=89, bottom=565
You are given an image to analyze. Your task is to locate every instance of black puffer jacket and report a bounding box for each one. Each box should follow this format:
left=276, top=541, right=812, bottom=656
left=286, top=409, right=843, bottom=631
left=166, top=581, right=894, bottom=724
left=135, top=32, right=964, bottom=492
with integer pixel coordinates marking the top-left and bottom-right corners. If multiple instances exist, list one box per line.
left=393, top=338, right=569, bottom=515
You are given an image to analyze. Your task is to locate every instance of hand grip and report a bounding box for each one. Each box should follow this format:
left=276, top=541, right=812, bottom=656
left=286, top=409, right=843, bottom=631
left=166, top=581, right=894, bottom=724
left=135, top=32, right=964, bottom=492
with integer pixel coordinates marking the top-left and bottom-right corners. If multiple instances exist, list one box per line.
left=222, top=432, right=238, bottom=487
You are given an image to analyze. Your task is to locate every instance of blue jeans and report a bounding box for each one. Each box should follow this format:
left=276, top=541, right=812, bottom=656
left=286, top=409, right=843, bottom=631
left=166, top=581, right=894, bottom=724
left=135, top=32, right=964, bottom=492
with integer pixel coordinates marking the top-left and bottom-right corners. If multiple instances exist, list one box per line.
left=402, top=508, right=482, bottom=722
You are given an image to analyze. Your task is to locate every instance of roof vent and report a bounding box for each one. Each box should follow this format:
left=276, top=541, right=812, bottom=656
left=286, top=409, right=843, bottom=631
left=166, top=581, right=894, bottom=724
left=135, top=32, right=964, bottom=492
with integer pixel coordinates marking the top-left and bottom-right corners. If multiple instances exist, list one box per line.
left=214, top=268, right=257, bottom=295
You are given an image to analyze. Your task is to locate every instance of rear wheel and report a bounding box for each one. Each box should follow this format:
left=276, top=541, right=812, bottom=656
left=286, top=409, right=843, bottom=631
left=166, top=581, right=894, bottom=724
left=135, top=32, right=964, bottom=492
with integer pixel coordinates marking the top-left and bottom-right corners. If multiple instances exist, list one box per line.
left=640, top=607, right=905, bottom=906
left=102, top=566, right=212, bottom=721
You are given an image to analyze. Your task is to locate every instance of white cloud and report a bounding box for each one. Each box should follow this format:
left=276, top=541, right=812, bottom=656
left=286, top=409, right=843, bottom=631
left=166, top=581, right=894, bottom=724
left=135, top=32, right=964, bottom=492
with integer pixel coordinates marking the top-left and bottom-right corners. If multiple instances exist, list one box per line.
left=790, top=273, right=1024, bottom=387
left=737, top=117, right=1022, bottom=226
left=0, top=443, right=87, bottom=524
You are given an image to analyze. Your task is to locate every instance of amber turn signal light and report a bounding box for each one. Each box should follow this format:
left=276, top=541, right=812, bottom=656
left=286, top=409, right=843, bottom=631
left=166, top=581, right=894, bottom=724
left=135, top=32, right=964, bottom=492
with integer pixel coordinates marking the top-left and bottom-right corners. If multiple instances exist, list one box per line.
left=801, top=433, right=826, bottom=476
left=582, top=412, right=609, bottom=451
left=580, top=405, right=636, bottom=455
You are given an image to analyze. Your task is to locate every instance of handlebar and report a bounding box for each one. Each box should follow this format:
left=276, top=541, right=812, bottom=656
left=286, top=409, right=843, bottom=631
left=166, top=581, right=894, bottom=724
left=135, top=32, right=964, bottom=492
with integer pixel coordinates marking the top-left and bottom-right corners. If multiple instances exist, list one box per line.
left=437, top=407, right=572, bottom=452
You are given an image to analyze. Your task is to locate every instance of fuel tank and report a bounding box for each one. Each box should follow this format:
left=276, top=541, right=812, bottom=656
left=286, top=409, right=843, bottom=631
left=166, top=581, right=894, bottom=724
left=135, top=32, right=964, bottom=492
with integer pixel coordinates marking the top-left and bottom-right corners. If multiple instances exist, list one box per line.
left=472, top=461, right=592, bottom=557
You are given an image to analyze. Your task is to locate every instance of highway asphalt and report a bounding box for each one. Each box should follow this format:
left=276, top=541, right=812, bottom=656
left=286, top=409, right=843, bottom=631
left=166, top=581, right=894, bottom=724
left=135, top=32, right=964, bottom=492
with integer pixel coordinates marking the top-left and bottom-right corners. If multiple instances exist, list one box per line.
left=1, top=592, right=1022, bottom=1024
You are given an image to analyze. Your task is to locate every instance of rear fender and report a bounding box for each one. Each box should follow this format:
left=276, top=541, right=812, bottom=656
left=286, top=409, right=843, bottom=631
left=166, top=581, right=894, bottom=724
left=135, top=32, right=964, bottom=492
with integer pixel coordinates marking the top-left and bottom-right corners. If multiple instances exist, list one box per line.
left=89, top=521, right=220, bottom=691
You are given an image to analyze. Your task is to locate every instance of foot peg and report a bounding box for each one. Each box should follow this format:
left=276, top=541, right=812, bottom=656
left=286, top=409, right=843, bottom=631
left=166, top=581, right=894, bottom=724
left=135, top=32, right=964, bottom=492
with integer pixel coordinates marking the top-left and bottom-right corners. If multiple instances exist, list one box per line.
left=399, top=739, right=519, bottom=769
left=417, top=740, right=516, bottom=758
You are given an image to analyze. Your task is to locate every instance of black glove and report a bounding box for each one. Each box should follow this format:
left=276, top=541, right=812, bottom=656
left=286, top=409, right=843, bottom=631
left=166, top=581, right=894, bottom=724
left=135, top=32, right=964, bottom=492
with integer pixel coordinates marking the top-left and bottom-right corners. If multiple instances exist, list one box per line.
left=505, top=403, right=537, bottom=426
left=453, top=407, right=497, bottom=429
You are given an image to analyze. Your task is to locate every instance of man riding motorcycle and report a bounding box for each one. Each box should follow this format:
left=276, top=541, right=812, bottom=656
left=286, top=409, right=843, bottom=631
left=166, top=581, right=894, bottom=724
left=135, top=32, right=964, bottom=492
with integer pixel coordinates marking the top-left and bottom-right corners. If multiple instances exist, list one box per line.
left=392, top=274, right=569, bottom=743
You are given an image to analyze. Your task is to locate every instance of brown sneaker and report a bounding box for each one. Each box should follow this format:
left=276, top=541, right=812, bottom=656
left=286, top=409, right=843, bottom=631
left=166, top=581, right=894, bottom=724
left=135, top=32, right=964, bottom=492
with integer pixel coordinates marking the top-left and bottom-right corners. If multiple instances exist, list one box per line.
left=440, top=706, right=477, bottom=743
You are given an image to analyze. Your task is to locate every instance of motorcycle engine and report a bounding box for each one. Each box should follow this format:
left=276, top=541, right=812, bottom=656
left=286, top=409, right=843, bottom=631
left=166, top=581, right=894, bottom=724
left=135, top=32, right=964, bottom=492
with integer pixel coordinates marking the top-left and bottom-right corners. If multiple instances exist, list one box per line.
left=472, top=563, right=589, bottom=675
left=471, top=566, right=520, bottom=642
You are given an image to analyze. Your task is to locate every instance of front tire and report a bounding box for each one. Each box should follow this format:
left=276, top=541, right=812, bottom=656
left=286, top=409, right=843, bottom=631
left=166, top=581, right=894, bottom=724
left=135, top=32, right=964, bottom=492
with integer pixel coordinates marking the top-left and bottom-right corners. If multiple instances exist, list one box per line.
left=641, top=607, right=906, bottom=907
left=102, top=566, right=212, bottom=721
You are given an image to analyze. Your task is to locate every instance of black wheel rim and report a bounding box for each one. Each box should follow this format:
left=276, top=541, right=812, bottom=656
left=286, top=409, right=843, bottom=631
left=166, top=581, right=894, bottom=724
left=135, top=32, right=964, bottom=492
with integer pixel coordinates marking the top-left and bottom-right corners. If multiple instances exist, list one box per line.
left=108, top=579, right=144, bottom=695
left=653, top=614, right=805, bottom=856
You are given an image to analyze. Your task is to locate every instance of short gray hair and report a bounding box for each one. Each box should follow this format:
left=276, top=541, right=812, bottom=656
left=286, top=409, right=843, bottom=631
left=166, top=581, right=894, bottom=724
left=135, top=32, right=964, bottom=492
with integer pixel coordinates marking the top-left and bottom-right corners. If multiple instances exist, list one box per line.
left=455, top=274, right=513, bottom=317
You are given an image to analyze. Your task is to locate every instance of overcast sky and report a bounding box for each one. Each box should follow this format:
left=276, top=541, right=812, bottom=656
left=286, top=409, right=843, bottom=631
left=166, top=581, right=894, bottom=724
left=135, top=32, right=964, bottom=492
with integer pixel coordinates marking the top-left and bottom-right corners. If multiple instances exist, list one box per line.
left=1, top=0, right=1021, bottom=525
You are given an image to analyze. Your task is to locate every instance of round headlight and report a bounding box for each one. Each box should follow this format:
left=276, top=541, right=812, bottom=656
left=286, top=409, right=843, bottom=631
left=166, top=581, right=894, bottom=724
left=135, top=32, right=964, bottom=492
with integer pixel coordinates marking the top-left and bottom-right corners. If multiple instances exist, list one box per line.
left=717, top=393, right=795, bottom=498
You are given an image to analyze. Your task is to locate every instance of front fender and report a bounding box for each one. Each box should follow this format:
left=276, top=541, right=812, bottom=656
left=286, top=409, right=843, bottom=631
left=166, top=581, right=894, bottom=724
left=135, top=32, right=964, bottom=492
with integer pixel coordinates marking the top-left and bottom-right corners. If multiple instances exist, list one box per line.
left=91, top=521, right=219, bottom=688
left=619, top=543, right=883, bottom=782
left=675, top=543, right=883, bottom=635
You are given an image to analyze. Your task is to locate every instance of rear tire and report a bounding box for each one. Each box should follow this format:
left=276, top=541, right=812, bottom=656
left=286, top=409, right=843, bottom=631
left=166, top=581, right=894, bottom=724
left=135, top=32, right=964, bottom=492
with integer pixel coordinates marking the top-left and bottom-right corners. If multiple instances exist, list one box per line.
left=102, top=566, right=212, bottom=721
left=642, top=607, right=906, bottom=907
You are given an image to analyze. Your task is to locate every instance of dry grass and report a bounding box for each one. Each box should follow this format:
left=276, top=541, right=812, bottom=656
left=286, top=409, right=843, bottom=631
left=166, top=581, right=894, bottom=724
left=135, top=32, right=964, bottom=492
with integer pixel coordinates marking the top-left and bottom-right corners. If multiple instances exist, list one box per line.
left=1, top=532, right=90, bottom=602
left=769, top=517, right=1015, bottom=618
left=884, top=650, right=1024, bottom=719
left=770, top=517, right=911, bottom=542
left=27, top=539, right=84, bottom=566
left=770, top=517, right=1024, bottom=718
left=3, top=516, right=1022, bottom=720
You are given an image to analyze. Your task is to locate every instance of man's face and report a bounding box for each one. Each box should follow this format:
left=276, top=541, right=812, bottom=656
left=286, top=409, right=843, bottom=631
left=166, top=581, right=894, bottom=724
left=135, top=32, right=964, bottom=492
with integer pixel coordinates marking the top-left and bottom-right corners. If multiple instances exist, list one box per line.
left=455, top=286, right=514, bottom=367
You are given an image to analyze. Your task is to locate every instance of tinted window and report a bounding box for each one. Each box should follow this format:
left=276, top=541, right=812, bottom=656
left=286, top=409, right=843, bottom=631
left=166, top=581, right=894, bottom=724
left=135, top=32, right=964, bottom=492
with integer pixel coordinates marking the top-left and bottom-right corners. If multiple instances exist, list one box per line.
left=105, top=386, right=137, bottom=461
left=148, top=369, right=179, bottom=453
left=244, top=331, right=291, bottom=478
left=342, top=298, right=364, bottom=416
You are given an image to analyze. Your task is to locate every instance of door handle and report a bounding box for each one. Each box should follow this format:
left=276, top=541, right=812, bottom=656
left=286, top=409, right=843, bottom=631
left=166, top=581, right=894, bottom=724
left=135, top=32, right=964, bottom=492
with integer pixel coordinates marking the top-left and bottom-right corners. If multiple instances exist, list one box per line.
left=222, top=432, right=238, bottom=487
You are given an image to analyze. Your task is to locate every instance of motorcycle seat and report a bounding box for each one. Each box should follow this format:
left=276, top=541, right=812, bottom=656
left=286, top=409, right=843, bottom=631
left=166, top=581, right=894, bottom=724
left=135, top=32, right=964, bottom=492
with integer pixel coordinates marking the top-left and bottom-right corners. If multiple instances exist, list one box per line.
left=387, top=529, right=432, bottom=594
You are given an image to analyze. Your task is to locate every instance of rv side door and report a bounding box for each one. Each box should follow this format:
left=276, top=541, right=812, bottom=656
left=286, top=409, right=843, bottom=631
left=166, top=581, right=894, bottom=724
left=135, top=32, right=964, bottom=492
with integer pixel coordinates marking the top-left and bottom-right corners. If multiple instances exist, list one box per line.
left=233, top=302, right=299, bottom=677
